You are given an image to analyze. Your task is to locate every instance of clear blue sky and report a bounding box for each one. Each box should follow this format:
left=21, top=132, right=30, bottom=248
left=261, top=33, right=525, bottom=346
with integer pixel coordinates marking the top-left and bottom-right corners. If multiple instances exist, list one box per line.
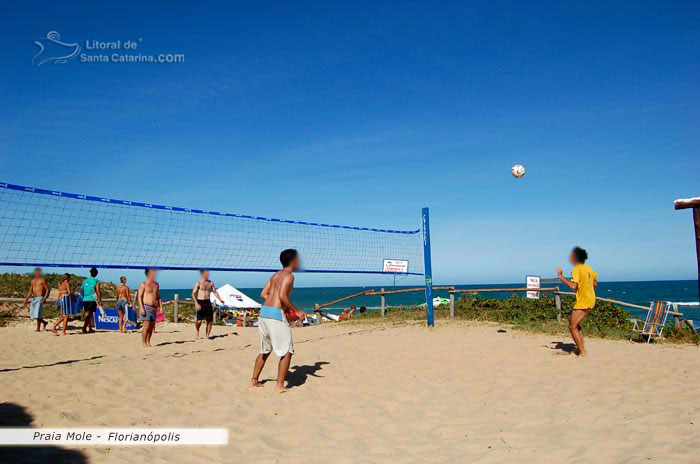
left=1, top=1, right=698, bottom=289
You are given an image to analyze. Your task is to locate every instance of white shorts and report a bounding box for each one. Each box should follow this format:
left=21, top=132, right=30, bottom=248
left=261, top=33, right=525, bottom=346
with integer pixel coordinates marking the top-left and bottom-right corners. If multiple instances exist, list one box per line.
left=258, top=317, right=294, bottom=357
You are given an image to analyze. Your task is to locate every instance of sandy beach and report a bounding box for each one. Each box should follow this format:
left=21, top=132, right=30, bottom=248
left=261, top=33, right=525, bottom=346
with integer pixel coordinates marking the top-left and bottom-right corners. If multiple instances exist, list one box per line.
left=1, top=320, right=699, bottom=463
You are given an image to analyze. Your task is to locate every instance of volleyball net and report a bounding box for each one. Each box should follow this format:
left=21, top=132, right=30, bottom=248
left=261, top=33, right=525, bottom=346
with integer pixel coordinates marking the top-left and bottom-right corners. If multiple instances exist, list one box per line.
left=0, top=182, right=425, bottom=275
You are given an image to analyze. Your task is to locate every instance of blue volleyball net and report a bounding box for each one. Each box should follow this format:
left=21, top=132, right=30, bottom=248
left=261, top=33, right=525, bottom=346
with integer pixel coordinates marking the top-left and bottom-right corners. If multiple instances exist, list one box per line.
left=0, top=182, right=424, bottom=275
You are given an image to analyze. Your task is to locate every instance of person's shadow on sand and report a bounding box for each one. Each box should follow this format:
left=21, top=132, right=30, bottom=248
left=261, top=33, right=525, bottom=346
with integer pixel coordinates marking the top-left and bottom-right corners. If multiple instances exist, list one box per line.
left=0, top=402, right=88, bottom=463
left=548, top=342, right=577, bottom=354
left=286, top=361, right=329, bottom=388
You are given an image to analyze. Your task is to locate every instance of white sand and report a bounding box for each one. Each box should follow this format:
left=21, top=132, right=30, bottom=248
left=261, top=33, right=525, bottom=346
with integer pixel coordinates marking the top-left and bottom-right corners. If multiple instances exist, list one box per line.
left=1, top=320, right=699, bottom=463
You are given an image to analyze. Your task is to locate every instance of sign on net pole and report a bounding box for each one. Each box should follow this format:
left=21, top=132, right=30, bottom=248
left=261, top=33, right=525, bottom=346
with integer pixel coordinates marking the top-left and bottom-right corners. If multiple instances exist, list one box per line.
left=422, top=207, right=434, bottom=327
left=526, top=275, right=541, bottom=299
left=383, top=259, right=409, bottom=273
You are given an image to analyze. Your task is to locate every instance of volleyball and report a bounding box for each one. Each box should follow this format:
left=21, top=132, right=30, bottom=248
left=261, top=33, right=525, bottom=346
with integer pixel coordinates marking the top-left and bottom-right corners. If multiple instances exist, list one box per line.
left=511, top=164, right=525, bottom=178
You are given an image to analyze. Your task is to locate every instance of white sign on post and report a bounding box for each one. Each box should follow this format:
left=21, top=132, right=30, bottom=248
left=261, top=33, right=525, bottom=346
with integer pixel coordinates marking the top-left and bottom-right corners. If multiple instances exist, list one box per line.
left=526, top=275, right=541, bottom=299
left=383, top=259, right=409, bottom=273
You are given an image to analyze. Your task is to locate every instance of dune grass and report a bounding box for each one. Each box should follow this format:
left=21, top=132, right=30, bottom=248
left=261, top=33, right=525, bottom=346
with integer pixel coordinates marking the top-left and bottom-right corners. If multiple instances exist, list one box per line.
left=348, top=293, right=700, bottom=344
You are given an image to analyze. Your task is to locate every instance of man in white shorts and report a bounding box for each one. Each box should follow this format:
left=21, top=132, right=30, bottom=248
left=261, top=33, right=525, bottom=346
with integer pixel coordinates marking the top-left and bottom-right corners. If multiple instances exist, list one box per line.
left=250, top=249, right=306, bottom=393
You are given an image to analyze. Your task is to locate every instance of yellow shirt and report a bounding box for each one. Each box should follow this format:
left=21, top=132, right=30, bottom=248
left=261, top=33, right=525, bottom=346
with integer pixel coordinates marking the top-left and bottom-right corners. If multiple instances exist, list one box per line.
left=572, top=264, right=598, bottom=309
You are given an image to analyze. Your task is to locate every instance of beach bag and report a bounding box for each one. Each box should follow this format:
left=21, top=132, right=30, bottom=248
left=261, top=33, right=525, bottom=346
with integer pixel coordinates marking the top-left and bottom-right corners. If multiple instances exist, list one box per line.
left=58, top=293, right=83, bottom=316
left=125, top=305, right=138, bottom=324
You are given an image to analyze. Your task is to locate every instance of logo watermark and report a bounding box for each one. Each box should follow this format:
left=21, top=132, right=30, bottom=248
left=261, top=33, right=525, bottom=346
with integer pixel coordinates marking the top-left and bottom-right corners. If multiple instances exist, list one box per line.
left=33, top=31, right=185, bottom=66
left=32, top=31, right=80, bottom=66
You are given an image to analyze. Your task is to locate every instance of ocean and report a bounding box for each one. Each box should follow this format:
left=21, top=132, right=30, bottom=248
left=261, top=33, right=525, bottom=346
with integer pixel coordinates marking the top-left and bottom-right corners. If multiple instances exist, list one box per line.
left=160, top=280, right=700, bottom=320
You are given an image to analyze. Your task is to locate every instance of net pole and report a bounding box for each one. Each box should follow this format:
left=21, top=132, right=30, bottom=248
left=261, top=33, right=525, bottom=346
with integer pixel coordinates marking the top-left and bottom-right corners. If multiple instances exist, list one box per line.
left=422, top=207, right=434, bottom=327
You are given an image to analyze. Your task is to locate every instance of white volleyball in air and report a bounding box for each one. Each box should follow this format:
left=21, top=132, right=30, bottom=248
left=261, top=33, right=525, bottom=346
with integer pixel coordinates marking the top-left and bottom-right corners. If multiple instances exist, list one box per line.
left=511, top=164, right=525, bottom=179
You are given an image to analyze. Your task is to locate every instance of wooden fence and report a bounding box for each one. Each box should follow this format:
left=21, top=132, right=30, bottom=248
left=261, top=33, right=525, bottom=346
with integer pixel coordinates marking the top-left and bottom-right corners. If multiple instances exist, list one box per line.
left=313, top=286, right=564, bottom=322
left=313, top=286, right=686, bottom=325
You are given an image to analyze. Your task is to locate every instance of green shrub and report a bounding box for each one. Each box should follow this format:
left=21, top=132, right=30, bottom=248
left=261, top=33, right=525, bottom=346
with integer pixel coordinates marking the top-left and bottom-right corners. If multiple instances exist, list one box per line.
left=351, top=293, right=700, bottom=344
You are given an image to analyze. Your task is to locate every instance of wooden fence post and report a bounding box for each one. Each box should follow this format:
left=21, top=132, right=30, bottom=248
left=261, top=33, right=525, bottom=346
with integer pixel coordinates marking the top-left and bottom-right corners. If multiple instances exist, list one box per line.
left=315, top=304, right=322, bottom=324
left=380, top=288, right=385, bottom=317
left=449, top=291, right=455, bottom=319
left=174, top=293, right=179, bottom=323
left=554, top=289, right=562, bottom=323
left=672, top=303, right=682, bottom=328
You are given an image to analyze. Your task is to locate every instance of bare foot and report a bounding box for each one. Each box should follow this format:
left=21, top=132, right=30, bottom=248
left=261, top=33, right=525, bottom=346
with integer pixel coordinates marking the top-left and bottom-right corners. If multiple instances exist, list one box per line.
left=250, top=380, right=264, bottom=388
left=276, top=386, right=289, bottom=394
left=574, top=348, right=587, bottom=357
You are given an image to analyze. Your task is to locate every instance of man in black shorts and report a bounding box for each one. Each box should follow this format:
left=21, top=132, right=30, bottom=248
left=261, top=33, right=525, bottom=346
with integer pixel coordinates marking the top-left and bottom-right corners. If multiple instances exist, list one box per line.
left=191, top=270, right=224, bottom=339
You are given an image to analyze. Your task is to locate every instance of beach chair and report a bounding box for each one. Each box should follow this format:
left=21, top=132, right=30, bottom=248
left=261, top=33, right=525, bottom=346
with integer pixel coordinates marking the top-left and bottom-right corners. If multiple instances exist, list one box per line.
left=630, top=301, right=671, bottom=343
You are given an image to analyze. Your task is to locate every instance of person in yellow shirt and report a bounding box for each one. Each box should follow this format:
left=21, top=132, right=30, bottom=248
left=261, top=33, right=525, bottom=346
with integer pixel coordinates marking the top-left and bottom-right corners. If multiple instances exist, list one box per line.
left=556, top=247, right=598, bottom=357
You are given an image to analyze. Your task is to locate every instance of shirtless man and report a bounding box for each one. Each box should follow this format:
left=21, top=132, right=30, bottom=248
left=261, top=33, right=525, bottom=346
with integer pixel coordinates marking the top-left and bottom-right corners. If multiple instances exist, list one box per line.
left=52, top=273, right=76, bottom=335
left=137, top=268, right=162, bottom=348
left=192, top=270, right=224, bottom=340
left=250, top=249, right=306, bottom=393
left=116, top=276, right=134, bottom=333
left=23, top=268, right=49, bottom=332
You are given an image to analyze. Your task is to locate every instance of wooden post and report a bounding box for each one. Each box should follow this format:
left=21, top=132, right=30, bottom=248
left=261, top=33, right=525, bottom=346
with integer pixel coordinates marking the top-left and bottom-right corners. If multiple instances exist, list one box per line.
left=380, top=288, right=386, bottom=317
left=554, top=288, right=562, bottom=323
left=315, top=304, right=322, bottom=324
left=449, top=291, right=455, bottom=319
left=173, top=294, right=179, bottom=323
left=674, top=198, right=700, bottom=303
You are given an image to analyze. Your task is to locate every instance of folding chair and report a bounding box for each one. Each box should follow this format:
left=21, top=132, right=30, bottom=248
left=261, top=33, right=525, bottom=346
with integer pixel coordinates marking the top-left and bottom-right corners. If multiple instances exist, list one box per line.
left=630, top=301, right=671, bottom=343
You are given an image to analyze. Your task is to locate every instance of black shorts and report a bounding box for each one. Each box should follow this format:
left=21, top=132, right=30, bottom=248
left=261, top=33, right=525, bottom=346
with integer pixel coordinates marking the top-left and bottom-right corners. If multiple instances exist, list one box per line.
left=196, top=300, right=213, bottom=322
left=84, top=301, right=97, bottom=313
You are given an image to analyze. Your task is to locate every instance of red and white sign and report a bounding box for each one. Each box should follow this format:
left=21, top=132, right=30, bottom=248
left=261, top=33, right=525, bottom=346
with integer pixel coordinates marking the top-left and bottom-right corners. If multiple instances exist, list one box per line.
left=526, top=275, right=541, bottom=299
left=383, top=259, right=409, bottom=273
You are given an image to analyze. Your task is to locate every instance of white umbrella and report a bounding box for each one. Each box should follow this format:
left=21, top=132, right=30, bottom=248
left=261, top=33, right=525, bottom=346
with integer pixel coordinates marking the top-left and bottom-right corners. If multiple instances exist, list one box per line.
left=211, top=284, right=261, bottom=309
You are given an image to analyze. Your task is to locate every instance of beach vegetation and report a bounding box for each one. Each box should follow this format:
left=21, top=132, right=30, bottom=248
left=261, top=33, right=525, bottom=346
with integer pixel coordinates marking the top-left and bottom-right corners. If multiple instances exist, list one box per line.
left=354, top=293, right=700, bottom=344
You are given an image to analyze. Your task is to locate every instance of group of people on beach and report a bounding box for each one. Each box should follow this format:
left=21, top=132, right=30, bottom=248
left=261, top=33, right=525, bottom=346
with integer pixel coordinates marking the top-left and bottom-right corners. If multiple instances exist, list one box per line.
left=22, top=266, right=223, bottom=347
left=24, top=267, right=163, bottom=345
left=25, top=245, right=596, bottom=390
left=339, top=305, right=367, bottom=321
left=24, top=267, right=103, bottom=335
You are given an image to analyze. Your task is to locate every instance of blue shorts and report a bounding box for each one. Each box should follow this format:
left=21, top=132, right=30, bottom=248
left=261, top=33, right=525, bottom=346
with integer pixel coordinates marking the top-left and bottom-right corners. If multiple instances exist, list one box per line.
left=139, top=305, right=157, bottom=322
left=29, top=297, right=43, bottom=319
left=116, top=300, right=130, bottom=313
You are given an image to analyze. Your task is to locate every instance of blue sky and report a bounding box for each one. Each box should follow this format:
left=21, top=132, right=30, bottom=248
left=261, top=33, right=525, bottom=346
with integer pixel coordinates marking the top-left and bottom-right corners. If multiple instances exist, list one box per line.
left=1, top=1, right=698, bottom=289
